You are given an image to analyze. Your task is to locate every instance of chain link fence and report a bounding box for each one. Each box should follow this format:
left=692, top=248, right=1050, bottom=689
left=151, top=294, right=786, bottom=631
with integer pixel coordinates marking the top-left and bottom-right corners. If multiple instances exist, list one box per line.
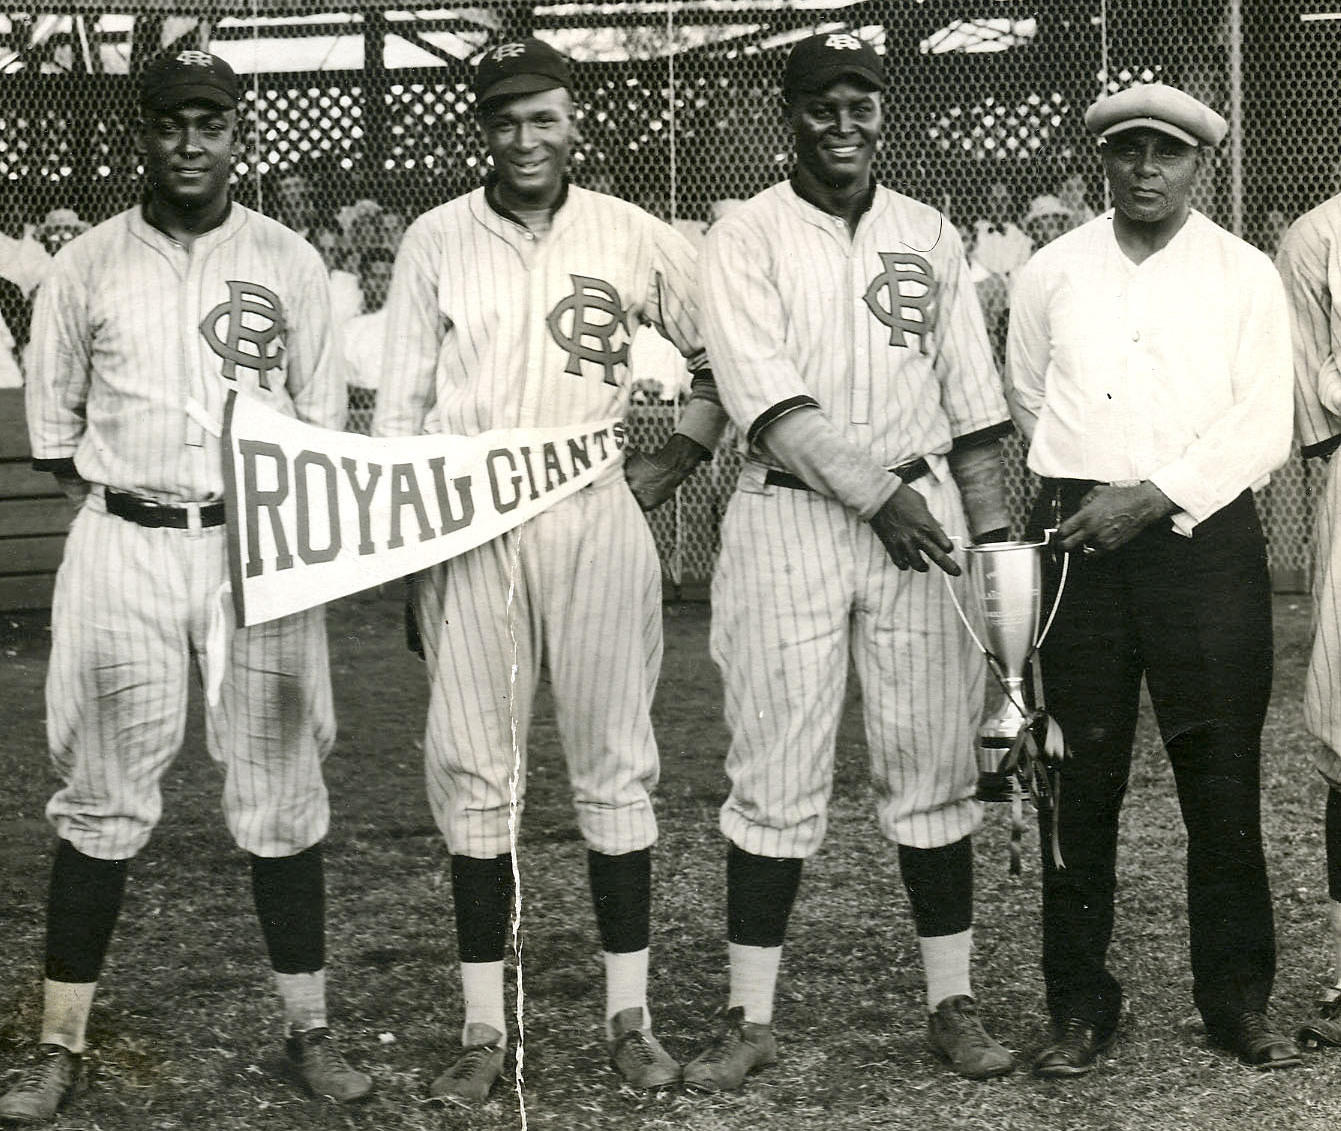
left=1, top=1, right=1329, bottom=591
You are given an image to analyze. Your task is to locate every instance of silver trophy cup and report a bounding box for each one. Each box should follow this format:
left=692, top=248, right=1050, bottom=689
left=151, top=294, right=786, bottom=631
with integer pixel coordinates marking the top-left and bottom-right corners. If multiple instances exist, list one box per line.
left=953, top=534, right=1065, bottom=801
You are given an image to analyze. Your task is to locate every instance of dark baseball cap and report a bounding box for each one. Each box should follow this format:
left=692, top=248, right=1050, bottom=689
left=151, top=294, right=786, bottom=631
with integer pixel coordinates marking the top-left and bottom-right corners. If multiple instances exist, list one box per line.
left=474, top=38, right=573, bottom=112
left=140, top=49, right=240, bottom=111
left=783, top=32, right=885, bottom=99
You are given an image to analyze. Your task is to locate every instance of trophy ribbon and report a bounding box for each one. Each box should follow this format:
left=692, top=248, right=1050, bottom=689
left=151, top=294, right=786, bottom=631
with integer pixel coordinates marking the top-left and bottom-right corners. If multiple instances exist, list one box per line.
left=941, top=531, right=1071, bottom=874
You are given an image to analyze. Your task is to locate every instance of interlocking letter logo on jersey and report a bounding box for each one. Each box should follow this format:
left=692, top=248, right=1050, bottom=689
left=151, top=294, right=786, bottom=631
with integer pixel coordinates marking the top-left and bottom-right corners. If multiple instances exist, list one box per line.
left=825, top=34, right=863, bottom=50
left=175, top=50, right=216, bottom=67
left=863, top=252, right=937, bottom=354
left=201, top=281, right=287, bottom=389
left=546, top=274, right=630, bottom=386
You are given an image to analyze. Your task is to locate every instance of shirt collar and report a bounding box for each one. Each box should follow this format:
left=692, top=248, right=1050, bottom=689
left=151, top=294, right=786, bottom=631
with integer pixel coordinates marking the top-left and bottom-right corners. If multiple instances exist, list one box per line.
left=483, top=172, right=570, bottom=226
left=787, top=173, right=876, bottom=225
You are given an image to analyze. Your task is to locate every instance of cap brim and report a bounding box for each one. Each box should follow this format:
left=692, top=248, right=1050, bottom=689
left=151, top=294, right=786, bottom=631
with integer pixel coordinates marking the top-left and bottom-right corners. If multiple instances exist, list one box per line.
left=786, top=63, right=884, bottom=96
left=142, top=85, right=237, bottom=111
left=476, top=74, right=567, bottom=112
left=1100, top=118, right=1200, bottom=147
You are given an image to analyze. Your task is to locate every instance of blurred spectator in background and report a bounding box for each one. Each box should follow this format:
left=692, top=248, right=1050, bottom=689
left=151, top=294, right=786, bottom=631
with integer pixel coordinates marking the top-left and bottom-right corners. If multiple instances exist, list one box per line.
left=0, top=276, right=32, bottom=361
left=0, top=202, right=52, bottom=297
left=0, top=308, right=21, bottom=388
left=36, top=209, right=91, bottom=258
left=1058, top=172, right=1097, bottom=226
left=959, top=220, right=1009, bottom=367
left=973, top=180, right=1032, bottom=278
left=341, top=247, right=394, bottom=431
left=380, top=210, right=407, bottom=253
left=273, top=172, right=315, bottom=238
left=1022, top=194, right=1074, bottom=251
left=341, top=199, right=389, bottom=256
left=310, top=218, right=362, bottom=326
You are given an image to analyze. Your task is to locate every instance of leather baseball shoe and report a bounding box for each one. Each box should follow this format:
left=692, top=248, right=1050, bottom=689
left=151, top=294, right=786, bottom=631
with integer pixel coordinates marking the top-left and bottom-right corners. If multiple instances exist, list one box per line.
left=1298, top=990, right=1341, bottom=1049
left=284, top=1027, right=373, bottom=1103
left=429, top=1024, right=505, bottom=1105
left=927, top=995, right=1015, bottom=1079
left=0, top=1043, right=83, bottom=1125
left=608, top=1008, right=680, bottom=1089
left=683, top=1007, right=777, bottom=1093
left=1209, top=1011, right=1301, bottom=1070
left=1032, top=1017, right=1117, bottom=1078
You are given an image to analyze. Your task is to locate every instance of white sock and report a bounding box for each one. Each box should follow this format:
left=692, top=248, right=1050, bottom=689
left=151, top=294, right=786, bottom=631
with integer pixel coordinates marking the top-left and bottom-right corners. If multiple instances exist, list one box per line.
left=39, top=979, right=97, bottom=1054
left=920, top=928, right=973, bottom=1012
left=274, top=969, right=328, bottom=1033
left=460, top=960, right=506, bottom=1046
left=603, top=948, right=650, bottom=1038
left=727, top=943, right=783, bottom=1026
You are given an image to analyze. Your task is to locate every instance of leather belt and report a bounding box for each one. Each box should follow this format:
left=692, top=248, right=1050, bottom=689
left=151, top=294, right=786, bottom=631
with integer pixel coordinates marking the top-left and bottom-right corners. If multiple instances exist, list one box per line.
left=105, top=489, right=226, bottom=529
left=764, top=456, right=931, bottom=493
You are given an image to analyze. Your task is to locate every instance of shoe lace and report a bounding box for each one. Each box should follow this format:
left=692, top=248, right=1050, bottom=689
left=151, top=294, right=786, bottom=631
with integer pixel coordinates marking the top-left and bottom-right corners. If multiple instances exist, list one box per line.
left=940, top=1000, right=993, bottom=1051
left=444, top=1044, right=497, bottom=1082
left=612, top=1029, right=656, bottom=1067
left=1236, top=1011, right=1274, bottom=1044
left=301, top=1033, right=354, bottom=1078
left=1055, top=1017, right=1095, bottom=1047
left=1319, top=995, right=1341, bottom=1021
left=696, top=1022, right=746, bottom=1067
left=9, top=1051, right=69, bottom=1099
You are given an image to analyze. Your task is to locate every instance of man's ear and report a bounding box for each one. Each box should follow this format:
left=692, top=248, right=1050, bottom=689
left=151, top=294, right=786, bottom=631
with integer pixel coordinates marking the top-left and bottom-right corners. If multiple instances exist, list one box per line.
left=131, top=117, right=147, bottom=157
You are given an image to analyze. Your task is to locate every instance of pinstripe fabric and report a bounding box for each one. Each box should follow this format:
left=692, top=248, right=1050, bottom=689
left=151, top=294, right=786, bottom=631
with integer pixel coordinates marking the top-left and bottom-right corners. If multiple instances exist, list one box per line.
left=710, top=471, right=982, bottom=856
left=1279, top=198, right=1341, bottom=769
left=413, top=476, right=662, bottom=857
left=700, top=181, right=1007, bottom=469
left=701, top=179, right=998, bottom=859
left=45, top=494, right=333, bottom=859
left=27, top=202, right=342, bottom=861
left=1277, top=197, right=1341, bottom=456
left=374, top=184, right=708, bottom=445
left=27, top=204, right=345, bottom=501
left=375, top=186, right=709, bottom=860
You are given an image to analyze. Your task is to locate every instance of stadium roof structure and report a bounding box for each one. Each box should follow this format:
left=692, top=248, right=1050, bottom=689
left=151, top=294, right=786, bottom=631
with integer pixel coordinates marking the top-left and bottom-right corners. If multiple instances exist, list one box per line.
left=0, top=1, right=1052, bottom=75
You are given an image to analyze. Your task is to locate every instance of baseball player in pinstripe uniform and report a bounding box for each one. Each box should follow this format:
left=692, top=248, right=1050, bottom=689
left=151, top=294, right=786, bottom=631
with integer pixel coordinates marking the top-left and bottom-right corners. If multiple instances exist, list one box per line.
left=1, top=51, right=370, bottom=1125
left=682, top=33, right=1015, bottom=1091
left=1277, top=196, right=1341, bottom=1050
left=373, top=39, right=726, bottom=1103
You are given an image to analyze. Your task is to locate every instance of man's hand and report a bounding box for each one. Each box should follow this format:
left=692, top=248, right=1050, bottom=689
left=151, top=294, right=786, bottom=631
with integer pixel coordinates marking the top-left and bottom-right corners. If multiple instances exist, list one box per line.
left=869, top=483, right=961, bottom=575
left=1058, top=481, right=1176, bottom=556
left=624, top=432, right=710, bottom=511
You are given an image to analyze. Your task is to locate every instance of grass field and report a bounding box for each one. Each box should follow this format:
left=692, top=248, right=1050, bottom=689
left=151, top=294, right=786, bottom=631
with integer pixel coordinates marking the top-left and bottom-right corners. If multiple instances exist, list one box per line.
left=4, top=588, right=1341, bottom=1130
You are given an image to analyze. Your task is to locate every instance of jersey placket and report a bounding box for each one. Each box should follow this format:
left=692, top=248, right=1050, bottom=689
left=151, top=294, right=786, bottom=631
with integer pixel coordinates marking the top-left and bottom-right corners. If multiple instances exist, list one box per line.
left=515, top=212, right=556, bottom=430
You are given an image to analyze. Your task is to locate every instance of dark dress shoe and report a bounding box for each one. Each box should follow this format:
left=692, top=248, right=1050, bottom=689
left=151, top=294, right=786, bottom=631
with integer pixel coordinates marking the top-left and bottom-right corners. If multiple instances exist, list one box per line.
left=1031, top=1017, right=1117, bottom=1078
left=1210, top=1011, right=1301, bottom=1070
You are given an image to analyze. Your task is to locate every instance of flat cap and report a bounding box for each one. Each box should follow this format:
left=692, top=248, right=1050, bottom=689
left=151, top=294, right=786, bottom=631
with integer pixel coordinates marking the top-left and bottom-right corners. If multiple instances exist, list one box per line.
left=783, top=32, right=884, bottom=99
left=474, top=38, right=572, bottom=112
left=1085, top=83, right=1226, bottom=147
left=140, top=50, right=239, bottom=112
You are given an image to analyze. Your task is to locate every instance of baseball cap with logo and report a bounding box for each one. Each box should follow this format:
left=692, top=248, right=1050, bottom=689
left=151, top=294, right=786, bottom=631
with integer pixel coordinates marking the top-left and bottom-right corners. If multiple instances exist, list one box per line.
left=474, top=38, right=573, bottom=112
left=140, top=50, right=240, bottom=111
left=783, top=32, right=885, bottom=100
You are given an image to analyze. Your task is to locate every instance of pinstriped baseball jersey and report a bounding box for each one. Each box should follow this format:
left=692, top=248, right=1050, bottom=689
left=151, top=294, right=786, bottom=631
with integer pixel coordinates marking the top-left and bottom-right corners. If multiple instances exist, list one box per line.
left=702, top=179, right=999, bottom=857
left=375, top=183, right=709, bottom=444
left=1278, top=196, right=1341, bottom=774
left=375, top=183, right=712, bottom=858
left=25, top=201, right=342, bottom=861
left=27, top=204, right=345, bottom=500
left=1278, top=197, right=1341, bottom=460
left=700, top=180, right=1009, bottom=469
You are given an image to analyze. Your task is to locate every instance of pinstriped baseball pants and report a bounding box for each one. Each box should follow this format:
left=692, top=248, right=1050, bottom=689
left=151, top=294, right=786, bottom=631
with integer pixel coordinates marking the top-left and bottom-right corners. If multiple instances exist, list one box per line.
left=45, top=496, right=335, bottom=860
left=710, top=472, right=984, bottom=859
left=414, top=475, right=662, bottom=859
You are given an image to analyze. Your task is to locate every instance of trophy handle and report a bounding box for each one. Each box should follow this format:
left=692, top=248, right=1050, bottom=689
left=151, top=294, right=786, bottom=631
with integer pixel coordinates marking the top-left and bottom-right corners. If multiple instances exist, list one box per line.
left=1033, top=528, right=1068, bottom=651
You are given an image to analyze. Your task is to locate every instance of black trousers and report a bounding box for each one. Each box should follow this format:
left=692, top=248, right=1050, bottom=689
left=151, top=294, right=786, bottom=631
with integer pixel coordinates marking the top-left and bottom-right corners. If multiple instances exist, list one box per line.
left=1030, top=484, right=1276, bottom=1036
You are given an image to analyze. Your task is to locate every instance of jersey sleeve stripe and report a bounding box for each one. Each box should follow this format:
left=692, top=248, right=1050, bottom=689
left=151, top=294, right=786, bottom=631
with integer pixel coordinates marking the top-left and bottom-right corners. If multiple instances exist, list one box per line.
left=747, top=394, right=821, bottom=446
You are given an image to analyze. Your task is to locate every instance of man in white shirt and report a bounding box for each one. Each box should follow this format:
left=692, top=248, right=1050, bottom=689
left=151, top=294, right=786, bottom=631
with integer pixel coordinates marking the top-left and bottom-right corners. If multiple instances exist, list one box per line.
left=1006, top=83, right=1298, bottom=1077
left=0, top=201, right=53, bottom=297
